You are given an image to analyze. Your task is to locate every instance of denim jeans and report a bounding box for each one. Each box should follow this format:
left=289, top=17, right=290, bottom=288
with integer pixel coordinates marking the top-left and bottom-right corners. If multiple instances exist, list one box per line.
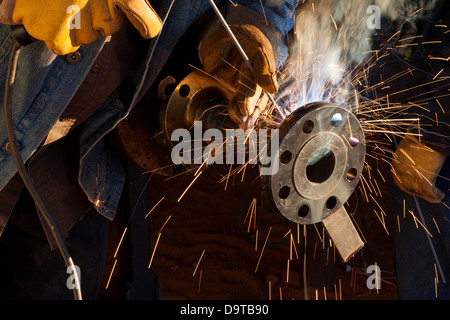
left=0, top=189, right=110, bottom=300
left=392, top=157, right=450, bottom=299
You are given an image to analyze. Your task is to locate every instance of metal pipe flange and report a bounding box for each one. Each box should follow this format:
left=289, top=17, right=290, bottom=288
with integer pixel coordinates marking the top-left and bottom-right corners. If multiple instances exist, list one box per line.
left=262, top=102, right=366, bottom=225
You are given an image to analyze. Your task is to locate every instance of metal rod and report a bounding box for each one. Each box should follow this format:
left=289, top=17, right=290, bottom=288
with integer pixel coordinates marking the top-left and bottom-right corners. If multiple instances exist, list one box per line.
left=4, top=42, right=82, bottom=300
left=206, top=0, right=286, bottom=119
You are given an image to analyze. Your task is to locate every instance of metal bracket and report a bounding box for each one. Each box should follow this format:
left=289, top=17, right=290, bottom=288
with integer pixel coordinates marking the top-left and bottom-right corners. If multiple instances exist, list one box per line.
left=322, top=206, right=364, bottom=262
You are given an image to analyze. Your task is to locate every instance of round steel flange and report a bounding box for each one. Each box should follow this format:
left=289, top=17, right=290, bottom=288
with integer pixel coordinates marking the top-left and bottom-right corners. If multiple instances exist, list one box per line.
left=160, top=70, right=235, bottom=148
left=262, top=102, right=365, bottom=225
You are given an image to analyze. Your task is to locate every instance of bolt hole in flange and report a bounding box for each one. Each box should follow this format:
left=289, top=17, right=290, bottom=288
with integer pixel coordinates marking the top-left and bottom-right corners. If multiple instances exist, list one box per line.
left=280, top=150, right=292, bottom=165
left=325, top=196, right=337, bottom=210
left=298, top=204, right=310, bottom=218
left=178, top=84, right=190, bottom=97
left=302, top=120, right=314, bottom=133
left=349, top=133, right=360, bottom=147
left=331, top=112, right=343, bottom=127
left=346, top=168, right=358, bottom=181
left=279, top=186, right=291, bottom=199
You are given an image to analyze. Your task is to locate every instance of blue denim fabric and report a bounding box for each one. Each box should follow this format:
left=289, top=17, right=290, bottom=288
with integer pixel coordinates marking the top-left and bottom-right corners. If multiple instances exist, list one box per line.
left=0, top=0, right=298, bottom=223
left=0, top=33, right=105, bottom=188
left=392, top=157, right=450, bottom=299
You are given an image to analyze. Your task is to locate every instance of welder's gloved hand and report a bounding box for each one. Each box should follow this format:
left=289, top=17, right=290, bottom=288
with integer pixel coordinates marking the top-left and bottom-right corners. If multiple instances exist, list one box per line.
left=392, top=135, right=446, bottom=203
left=199, top=24, right=278, bottom=130
left=0, top=0, right=162, bottom=55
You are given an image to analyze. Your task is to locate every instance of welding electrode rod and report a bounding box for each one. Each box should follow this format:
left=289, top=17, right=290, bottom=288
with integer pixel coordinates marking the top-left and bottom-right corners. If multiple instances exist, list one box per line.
left=207, top=0, right=286, bottom=119
left=4, top=42, right=82, bottom=300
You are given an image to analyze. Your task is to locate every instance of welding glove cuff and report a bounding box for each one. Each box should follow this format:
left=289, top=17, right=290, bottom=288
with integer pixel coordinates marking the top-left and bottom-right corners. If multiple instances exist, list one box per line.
left=198, top=5, right=280, bottom=129
left=392, top=135, right=446, bottom=203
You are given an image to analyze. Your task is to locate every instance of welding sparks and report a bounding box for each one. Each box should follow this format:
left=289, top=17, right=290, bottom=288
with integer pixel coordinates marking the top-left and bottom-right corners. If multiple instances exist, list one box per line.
left=114, top=227, right=128, bottom=259
left=177, top=170, right=203, bottom=202
left=105, top=259, right=118, bottom=290
left=193, top=250, right=206, bottom=277
left=255, top=226, right=272, bottom=273
left=148, top=232, right=162, bottom=269
left=145, top=196, right=165, bottom=218
left=142, top=0, right=448, bottom=301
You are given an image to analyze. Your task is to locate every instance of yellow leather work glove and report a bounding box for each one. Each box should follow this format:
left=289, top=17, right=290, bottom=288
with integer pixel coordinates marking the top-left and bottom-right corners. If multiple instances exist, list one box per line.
left=198, top=24, right=278, bottom=130
left=3, top=0, right=162, bottom=55
left=392, top=135, right=446, bottom=203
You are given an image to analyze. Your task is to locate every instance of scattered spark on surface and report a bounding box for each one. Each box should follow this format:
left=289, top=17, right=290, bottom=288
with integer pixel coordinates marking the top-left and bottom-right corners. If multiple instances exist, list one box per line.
left=102, top=0, right=449, bottom=300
